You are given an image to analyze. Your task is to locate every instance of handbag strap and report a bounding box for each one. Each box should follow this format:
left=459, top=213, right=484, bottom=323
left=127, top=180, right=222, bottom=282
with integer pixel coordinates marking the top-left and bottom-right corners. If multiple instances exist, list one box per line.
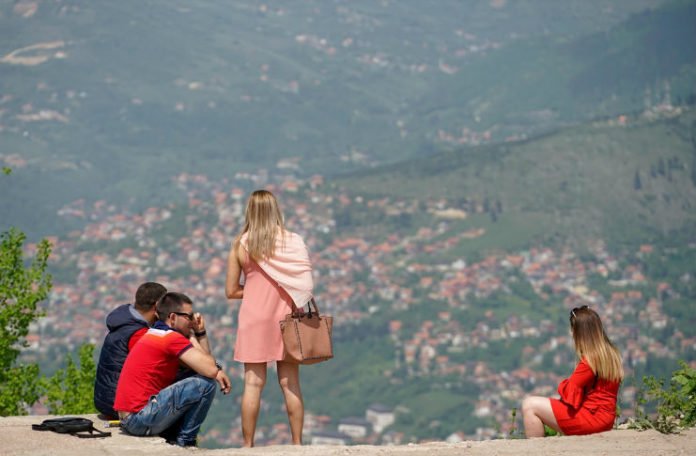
left=308, top=298, right=320, bottom=317
left=75, top=425, right=112, bottom=438
left=292, top=298, right=320, bottom=318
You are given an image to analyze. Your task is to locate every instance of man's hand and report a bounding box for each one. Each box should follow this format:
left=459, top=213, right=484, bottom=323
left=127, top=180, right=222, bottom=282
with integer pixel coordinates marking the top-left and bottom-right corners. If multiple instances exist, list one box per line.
left=192, top=312, right=206, bottom=334
left=216, top=369, right=231, bottom=395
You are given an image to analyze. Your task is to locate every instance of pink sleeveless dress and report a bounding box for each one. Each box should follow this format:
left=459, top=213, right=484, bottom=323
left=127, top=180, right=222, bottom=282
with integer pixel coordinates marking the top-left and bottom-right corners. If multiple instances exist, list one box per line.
left=233, top=259, right=295, bottom=363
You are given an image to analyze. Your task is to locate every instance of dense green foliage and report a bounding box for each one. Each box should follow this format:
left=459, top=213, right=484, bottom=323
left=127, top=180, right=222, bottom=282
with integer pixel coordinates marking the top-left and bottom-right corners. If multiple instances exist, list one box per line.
left=630, top=361, right=696, bottom=433
left=43, top=344, right=97, bottom=415
left=0, top=228, right=52, bottom=416
left=0, top=231, right=97, bottom=416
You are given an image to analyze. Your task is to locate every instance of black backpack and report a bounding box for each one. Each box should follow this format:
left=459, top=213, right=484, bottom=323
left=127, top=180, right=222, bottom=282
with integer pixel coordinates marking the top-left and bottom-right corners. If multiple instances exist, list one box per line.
left=32, top=417, right=111, bottom=438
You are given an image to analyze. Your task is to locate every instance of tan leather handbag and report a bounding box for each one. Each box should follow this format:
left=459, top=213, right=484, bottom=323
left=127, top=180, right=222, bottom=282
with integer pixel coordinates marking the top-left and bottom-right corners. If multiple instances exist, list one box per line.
left=280, top=298, right=333, bottom=364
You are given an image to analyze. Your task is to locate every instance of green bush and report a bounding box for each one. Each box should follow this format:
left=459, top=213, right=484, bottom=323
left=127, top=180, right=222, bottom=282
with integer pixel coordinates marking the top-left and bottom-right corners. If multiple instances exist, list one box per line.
left=43, top=344, right=97, bottom=415
left=0, top=228, right=52, bottom=415
left=629, top=361, right=696, bottom=434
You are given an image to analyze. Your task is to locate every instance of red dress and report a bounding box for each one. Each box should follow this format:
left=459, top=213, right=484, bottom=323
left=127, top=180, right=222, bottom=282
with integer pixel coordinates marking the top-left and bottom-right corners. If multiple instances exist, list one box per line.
left=550, top=358, right=620, bottom=435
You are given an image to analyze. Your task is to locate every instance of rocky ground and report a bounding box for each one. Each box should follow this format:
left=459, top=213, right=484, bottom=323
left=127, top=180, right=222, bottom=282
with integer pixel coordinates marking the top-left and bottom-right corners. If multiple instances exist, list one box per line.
left=2, top=415, right=694, bottom=455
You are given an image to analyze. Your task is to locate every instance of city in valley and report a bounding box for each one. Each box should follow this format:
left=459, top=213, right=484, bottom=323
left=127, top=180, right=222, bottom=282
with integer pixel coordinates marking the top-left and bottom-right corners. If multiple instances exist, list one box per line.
left=21, top=168, right=694, bottom=447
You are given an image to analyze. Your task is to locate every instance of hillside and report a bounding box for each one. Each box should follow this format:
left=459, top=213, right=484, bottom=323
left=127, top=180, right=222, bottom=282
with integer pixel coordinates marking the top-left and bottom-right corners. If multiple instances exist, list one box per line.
left=2, top=0, right=695, bottom=236
left=334, top=108, right=696, bottom=250
left=15, top=111, right=696, bottom=446
left=420, top=0, right=696, bottom=135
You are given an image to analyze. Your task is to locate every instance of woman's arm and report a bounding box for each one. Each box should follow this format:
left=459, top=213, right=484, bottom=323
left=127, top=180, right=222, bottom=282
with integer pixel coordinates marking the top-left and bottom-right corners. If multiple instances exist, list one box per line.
left=557, top=359, right=596, bottom=409
left=225, top=244, right=244, bottom=300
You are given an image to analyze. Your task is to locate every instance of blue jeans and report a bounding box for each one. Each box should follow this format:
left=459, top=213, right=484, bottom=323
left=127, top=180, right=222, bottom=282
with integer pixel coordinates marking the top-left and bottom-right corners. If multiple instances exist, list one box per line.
left=121, top=375, right=216, bottom=446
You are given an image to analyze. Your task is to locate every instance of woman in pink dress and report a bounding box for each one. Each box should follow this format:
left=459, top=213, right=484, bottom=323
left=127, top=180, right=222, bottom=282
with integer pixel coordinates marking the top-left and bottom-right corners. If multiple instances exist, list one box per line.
left=225, top=190, right=313, bottom=447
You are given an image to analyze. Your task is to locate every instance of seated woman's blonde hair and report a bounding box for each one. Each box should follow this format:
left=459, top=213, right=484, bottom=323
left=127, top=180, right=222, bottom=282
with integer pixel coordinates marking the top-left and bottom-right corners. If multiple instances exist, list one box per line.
left=570, top=306, right=623, bottom=382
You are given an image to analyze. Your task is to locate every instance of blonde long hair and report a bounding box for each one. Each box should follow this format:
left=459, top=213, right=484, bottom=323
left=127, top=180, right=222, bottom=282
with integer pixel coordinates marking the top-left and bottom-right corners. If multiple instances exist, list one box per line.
left=570, top=306, right=624, bottom=382
left=234, top=190, right=286, bottom=261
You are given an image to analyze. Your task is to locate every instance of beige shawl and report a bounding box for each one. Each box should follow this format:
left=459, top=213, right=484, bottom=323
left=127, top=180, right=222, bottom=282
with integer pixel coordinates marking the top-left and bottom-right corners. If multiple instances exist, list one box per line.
left=240, top=230, right=314, bottom=306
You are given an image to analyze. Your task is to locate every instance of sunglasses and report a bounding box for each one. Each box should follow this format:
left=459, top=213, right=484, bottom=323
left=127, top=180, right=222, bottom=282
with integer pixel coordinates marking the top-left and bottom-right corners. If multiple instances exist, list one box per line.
left=172, top=311, right=194, bottom=321
left=570, top=305, right=589, bottom=319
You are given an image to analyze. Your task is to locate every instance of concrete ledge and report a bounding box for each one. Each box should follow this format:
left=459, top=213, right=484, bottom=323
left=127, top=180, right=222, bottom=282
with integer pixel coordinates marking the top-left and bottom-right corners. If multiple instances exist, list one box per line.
left=2, top=415, right=695, bottom=455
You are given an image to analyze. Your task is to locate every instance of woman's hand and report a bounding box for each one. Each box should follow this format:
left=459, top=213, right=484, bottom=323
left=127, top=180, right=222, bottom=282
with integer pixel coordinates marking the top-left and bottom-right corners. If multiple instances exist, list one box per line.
left=225, top=243, right=245, bottom=300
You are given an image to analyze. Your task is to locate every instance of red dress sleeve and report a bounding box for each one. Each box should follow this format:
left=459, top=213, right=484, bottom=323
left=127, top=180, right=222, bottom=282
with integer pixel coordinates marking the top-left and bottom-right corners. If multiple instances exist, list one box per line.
left=557, top=358, right=596, bottom=409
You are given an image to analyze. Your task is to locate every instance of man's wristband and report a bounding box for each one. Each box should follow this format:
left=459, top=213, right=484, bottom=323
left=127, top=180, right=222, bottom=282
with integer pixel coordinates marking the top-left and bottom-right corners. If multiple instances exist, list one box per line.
left=194, top=330, right=207, bottom=338
left=215, top=361, right=223, bottom=371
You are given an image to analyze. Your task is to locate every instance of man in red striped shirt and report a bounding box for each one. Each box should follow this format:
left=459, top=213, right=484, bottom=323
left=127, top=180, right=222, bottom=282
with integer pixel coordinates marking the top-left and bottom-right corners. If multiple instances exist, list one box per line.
left=114, top=292, right=231, bottom=447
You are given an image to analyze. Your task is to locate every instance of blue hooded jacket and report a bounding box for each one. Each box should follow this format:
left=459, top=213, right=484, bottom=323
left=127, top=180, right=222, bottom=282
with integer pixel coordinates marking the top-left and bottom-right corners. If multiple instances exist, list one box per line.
left=93, top=304, right=149, bottom=418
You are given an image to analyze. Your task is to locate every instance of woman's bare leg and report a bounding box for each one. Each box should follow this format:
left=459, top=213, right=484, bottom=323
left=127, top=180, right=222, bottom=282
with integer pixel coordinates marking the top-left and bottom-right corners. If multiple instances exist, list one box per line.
left=241, top=363, right=267, bottom=447
left=277, top=361, right=304, bottom=445
left=522, top=396, right=561, bottom=438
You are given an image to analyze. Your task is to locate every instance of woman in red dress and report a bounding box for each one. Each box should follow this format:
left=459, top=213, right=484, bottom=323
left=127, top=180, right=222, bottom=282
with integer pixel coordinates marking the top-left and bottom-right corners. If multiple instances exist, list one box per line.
left=522, top=305, right=623, bottom=437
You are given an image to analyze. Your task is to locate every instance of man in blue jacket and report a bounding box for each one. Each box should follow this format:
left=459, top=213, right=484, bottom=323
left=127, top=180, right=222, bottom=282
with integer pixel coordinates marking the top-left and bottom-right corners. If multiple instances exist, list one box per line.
left=94, top=282, right=167, bottom=419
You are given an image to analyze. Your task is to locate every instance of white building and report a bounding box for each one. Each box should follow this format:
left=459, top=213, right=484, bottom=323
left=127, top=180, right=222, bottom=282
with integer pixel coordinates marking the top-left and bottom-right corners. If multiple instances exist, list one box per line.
left=338, top=417, right=372, bottom=439
left=310, top=430, right=351, bottom=446
left=366, top=403, right=395, bottom=434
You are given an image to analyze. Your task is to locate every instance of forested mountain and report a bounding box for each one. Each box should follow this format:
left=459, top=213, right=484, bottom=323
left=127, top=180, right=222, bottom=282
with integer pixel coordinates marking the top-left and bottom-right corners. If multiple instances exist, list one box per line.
left=1, top=0, right=694, bottom=236
left=333, top=109, right=696, bottom=250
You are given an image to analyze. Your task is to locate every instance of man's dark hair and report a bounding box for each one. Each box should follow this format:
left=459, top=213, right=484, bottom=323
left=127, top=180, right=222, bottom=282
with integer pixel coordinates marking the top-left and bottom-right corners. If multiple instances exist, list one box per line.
left=134, top=282, right=167, bottom=312
left=156, top=292, right=193, bottom=322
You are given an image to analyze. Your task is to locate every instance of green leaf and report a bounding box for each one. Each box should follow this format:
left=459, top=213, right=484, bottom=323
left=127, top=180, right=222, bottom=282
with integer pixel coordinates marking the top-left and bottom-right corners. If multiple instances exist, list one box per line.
left=673, top=374, right=688, bottom=386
